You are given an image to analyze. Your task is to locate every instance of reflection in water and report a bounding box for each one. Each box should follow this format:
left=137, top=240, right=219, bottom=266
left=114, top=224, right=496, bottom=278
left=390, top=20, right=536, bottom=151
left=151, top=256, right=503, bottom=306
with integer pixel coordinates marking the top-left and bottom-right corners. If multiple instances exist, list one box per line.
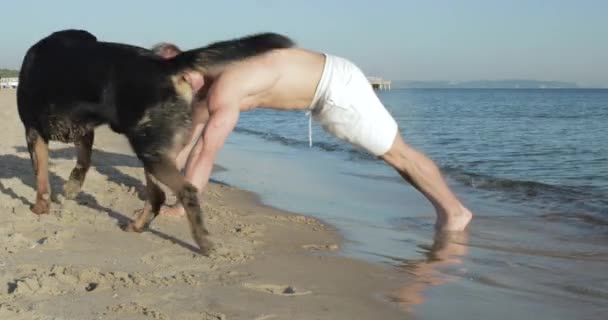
left=390, top=231, right=469, bottom=313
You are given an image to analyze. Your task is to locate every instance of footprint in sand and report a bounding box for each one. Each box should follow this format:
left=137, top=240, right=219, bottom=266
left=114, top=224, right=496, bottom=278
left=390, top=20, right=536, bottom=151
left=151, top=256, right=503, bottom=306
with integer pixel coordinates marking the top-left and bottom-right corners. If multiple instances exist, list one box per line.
left=106, top=302, right=168, bottom=320
left=243, top=283, right=312, bottom=296
left=302, top=244, right=339, bottom=251
left=107, top=303, right=226, bottom=320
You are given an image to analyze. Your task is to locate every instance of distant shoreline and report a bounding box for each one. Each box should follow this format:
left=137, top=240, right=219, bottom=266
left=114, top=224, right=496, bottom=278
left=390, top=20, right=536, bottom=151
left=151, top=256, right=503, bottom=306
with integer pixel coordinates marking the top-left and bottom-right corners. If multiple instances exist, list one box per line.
left=388, top=87, right=608, bottom=90
left=385, top=80, right=606, bottom=89
left=3, top=67, right=606, bottom=89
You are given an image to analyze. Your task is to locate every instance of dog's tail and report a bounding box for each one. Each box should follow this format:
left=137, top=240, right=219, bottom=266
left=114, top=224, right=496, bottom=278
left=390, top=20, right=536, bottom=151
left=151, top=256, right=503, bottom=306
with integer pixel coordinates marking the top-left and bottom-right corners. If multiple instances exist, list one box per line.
left=169, top=32, right=295, bottom=75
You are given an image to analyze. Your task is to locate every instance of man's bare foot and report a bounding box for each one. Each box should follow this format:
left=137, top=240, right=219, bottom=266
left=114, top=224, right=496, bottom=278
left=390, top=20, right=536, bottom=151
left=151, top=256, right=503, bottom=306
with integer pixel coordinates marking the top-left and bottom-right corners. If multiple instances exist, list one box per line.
left=159, top=205, right=185, bottom=217
left=435, top=205, right=473, bottom=231
left=133, top=205, right=185, bottom=217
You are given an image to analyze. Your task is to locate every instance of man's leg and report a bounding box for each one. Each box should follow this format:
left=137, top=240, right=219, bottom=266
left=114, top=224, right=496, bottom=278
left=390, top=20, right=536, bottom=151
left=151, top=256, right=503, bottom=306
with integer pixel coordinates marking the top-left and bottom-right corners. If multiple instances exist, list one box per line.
left=381, top=134, right=472, bottom=231
left=314, top=55, right=471, bottom=231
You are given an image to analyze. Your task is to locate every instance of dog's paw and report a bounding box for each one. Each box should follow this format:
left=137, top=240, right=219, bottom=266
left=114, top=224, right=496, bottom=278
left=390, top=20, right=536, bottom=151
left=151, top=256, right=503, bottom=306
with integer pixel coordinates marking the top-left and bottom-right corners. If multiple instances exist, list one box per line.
left=63, top=179, right=81, bottom=200
left=30, top=201, right=50, bottom=215
left=122, top=222, right=144, bottom=233
left=196, top=236, right=214, bottom=256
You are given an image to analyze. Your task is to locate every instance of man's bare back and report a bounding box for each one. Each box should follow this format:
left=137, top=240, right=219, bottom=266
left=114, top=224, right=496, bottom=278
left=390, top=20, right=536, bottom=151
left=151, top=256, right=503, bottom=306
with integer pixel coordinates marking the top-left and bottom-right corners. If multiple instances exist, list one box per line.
left=205, top=48, right=326, bottom=113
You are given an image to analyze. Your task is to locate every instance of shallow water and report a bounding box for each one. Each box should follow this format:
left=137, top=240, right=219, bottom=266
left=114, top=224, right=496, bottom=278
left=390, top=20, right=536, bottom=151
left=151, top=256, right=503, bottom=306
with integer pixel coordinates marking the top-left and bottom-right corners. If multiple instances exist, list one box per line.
left=214, top=89, right=608, bottom=318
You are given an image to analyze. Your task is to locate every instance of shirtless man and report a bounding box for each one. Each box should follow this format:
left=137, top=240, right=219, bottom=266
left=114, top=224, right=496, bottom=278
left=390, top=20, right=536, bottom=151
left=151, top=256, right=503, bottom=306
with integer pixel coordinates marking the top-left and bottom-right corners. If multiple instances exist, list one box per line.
left=154, top=43, right=472, bottom=231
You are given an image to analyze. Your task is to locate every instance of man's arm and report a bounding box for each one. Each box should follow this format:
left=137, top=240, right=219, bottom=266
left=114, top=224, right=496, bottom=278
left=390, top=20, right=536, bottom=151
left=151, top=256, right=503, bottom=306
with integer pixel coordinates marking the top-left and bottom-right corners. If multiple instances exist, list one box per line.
left=184, top=59, right=280, bottom=193
left=184, top=92, right=241, bottom=192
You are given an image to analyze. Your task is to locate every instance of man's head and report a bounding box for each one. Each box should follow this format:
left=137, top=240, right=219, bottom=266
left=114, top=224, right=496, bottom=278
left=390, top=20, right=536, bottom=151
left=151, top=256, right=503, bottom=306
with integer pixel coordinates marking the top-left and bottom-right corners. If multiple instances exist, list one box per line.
left=151, top=42, right=182, bottom=59
left=151, top=42, right=205, bottom=93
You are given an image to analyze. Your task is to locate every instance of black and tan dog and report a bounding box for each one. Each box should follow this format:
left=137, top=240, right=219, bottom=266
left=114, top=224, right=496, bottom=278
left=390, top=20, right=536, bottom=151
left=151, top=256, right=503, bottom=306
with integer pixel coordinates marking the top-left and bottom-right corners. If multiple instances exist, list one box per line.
left=17, top=29, right=294, bottom=254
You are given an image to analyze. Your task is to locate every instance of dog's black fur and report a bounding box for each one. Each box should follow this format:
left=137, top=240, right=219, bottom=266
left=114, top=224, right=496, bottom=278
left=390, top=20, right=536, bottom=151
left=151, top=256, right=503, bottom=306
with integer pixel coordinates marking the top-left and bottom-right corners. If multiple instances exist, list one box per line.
left=17, top=29, right=294, bottom=254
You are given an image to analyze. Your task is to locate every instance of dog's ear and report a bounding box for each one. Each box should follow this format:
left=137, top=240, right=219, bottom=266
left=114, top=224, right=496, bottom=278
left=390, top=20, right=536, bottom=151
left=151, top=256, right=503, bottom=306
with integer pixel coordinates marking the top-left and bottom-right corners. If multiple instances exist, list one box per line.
left=171, top=71, right=204, bottom=106
left=183, top=71, right=205, bottom=93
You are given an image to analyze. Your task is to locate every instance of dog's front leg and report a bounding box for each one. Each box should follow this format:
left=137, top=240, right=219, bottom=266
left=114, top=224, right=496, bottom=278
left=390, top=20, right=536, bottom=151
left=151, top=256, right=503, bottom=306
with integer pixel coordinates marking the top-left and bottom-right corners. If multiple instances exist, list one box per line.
left=124, top=170, right=166, bottom=232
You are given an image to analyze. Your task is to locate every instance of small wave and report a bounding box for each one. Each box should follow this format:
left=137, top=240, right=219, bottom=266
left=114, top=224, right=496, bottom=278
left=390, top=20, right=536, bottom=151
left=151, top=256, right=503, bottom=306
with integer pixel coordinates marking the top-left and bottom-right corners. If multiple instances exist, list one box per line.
left=233, top=126, right=608, bottom=222
left=444, top=167, right=608, bottom=220
left=234, top=127, right=377, bottom=161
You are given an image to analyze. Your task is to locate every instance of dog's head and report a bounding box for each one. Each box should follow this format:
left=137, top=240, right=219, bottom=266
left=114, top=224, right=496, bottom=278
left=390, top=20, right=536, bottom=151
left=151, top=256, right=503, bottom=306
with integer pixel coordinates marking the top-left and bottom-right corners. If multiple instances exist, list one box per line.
left=150, top=42, right=205, bottom=106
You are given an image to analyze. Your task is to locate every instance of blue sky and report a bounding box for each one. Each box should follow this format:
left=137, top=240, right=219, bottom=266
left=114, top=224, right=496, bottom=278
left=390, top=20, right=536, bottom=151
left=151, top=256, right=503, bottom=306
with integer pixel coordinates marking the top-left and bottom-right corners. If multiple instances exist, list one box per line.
left=2, top=0, right=607, bottom=86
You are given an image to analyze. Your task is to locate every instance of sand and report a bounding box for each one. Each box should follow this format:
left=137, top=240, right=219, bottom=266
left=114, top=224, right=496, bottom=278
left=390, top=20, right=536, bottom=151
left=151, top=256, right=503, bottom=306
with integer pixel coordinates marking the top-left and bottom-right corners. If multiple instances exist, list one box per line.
left=0, top=90, right=407, bottom=319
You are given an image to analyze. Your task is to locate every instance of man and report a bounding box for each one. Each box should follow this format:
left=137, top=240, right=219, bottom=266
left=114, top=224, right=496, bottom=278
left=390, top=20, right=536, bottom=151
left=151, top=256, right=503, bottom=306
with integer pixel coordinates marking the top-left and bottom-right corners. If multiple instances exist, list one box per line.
left=155, top=44, right=472, bottom=231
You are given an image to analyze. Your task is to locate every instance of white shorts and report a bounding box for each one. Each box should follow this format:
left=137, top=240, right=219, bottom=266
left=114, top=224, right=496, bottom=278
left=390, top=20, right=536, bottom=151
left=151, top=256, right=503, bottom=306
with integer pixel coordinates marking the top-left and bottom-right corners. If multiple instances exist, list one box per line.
left=309, top=54, right=399, bottom=156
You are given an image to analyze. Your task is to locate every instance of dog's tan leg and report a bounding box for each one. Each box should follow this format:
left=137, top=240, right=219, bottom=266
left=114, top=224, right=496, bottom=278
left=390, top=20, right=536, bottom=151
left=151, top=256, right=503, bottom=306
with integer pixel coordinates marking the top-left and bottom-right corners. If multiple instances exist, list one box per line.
left=125, top=170, right=166, bottom=232
left=130, top=156, right=212, bottom=255
left=64, top=130, right=94, bottom=199
left=26, top=128, right=51, bottom=214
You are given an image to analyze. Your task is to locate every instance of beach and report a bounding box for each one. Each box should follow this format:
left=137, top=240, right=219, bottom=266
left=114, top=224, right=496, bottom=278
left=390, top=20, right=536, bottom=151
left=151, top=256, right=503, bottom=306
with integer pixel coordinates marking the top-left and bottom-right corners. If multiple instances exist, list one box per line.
left=0, top=90, right=407, bottom=319
left=2, top=1, right=608, bottom=317
left=2, top=86, right=608, bottom=319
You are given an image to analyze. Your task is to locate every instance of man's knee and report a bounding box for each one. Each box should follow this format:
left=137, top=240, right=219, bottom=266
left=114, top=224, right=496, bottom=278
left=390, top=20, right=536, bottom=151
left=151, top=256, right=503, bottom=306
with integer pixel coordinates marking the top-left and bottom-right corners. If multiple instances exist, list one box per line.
left=380, top=133, right=418, bottom=169
left=380, top=132, right=404, bottom=157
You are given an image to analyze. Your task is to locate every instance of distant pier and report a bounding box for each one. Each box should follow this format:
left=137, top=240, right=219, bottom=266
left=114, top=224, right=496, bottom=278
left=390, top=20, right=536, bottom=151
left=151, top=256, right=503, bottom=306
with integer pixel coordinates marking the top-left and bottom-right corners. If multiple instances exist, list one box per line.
left=368, top=76, right=391, bottom=90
